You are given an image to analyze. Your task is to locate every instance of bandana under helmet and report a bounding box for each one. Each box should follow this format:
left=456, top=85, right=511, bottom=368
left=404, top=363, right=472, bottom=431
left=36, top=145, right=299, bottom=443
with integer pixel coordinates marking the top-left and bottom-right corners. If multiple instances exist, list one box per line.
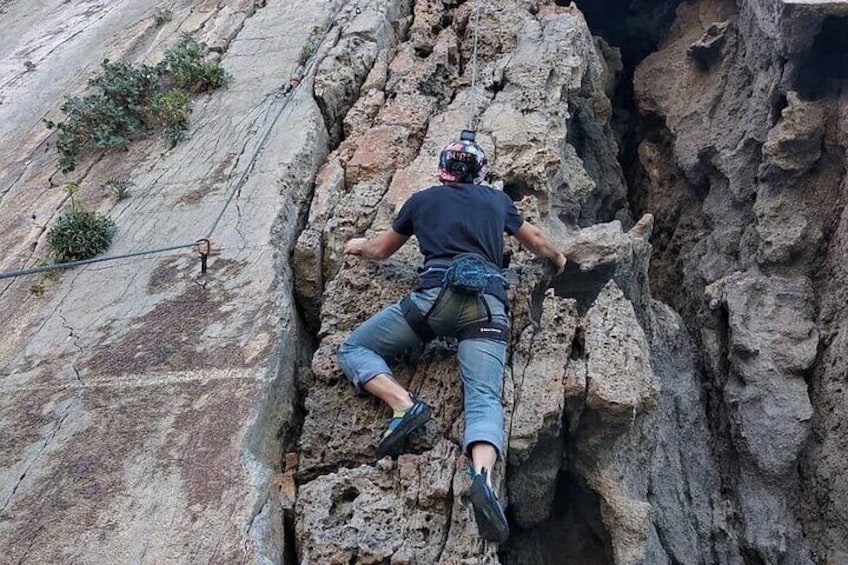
left=436, top=140, right=489, bottom=184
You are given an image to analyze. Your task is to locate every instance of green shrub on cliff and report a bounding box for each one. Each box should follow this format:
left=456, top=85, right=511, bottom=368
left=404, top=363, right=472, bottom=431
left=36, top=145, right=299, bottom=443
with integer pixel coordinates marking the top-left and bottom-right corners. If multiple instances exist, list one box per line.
left=163, top=35, right=230, bottom=93
left=46, top=35, right=231, bottom=173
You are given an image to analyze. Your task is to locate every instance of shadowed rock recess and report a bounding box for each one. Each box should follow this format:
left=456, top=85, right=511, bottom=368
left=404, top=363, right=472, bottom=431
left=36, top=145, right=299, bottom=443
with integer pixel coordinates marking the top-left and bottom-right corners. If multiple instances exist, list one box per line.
left=1, top=0, right=846, bottom=564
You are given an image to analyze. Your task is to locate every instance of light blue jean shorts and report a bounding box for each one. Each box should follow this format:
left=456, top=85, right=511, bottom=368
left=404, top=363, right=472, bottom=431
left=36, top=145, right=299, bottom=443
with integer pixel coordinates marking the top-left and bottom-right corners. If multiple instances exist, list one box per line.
left=337, top=286, right=509, bottom=457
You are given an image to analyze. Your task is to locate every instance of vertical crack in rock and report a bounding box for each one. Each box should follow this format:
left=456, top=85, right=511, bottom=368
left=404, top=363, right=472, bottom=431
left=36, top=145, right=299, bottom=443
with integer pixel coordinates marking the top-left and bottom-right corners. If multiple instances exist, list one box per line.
left=505, top=319, right=538, bottom=446
left=506, top=287, right=576, bottom=537
left=233, top=191, right=248, bottom=251
left=55, top=273, right=88, bottom=389
left=0, top=403, right=73, bottom=515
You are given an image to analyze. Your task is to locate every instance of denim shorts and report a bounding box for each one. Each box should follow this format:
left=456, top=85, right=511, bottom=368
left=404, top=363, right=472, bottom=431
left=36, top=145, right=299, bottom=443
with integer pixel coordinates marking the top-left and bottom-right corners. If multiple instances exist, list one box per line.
left=337, top=287, right=509, bottom=457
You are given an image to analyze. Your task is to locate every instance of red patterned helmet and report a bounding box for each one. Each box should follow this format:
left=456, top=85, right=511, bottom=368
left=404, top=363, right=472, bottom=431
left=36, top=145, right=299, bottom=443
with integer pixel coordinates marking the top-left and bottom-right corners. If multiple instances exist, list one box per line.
left=436, top=140, right=489, bottom=184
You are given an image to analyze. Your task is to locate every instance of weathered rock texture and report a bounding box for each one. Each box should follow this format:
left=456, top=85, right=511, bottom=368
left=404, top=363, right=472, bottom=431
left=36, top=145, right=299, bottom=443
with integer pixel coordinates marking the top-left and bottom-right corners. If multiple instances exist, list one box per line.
left=0, top=0, right=343, bottom=562
left=632, top=0, right=848, bottom=562
left=1, top=0, right=846, bottom=563
left=291, top=1, right=735, bottom=564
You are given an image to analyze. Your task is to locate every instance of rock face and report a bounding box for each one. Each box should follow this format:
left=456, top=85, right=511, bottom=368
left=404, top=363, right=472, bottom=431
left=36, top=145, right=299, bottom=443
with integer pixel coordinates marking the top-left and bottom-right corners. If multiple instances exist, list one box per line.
left=1, top=0, right=846, bottom=563
left=291, top=1, right=735, bottom=563
left=0, top=1, right=336, bottom=562
left=633, top=0, right=848, bottom=561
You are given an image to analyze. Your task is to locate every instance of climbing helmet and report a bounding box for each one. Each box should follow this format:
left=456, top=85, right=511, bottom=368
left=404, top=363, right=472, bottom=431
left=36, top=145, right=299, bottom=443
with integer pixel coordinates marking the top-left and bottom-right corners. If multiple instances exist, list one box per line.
left=436, top=139, right=489, bottom=184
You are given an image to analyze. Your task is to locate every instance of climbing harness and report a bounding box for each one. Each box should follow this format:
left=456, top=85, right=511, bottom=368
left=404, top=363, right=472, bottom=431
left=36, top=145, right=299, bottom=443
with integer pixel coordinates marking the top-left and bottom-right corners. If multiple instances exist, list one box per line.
left=400, top=254, right=509, bottom=343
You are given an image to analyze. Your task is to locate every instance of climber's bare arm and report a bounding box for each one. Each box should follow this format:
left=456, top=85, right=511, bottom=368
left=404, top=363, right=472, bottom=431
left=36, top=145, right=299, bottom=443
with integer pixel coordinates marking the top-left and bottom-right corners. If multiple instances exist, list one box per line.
left=345, top=229, right=410, bottom=260
left=515, top=221, right=566, bottom=272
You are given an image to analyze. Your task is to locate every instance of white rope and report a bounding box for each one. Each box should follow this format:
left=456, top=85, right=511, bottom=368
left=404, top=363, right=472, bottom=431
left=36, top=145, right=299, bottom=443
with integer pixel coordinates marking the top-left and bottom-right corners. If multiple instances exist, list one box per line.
left=465, top=0, right=482, bottom=132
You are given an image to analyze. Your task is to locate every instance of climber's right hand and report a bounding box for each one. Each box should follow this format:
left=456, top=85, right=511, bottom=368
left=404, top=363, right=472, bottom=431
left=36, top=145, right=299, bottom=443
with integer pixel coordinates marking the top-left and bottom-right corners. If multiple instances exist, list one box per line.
left=345, top=237, right=368, bottom=256
left=553, top=252, right=566, bottom=275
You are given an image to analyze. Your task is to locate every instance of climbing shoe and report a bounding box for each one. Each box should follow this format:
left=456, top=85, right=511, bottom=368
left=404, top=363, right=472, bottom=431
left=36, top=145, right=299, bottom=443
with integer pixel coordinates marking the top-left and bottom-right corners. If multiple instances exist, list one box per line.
left=468, top=467, right=509, bottom=543
left=375, top=398, right=432, bottom=459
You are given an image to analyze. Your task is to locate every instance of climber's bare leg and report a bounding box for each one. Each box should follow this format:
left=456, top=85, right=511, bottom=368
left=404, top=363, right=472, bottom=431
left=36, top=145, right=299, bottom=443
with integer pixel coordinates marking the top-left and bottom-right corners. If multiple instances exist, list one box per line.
left=363, top=373, right=414, bottom=411
left=470, top=441, right=497, bottom=486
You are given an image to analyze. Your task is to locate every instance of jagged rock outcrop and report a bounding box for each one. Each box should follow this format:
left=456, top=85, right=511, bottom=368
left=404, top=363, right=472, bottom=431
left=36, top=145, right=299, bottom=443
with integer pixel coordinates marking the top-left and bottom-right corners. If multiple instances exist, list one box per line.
left=633, top=0, right=848, bottom=561
left=291, top=1, right=737, bottom=563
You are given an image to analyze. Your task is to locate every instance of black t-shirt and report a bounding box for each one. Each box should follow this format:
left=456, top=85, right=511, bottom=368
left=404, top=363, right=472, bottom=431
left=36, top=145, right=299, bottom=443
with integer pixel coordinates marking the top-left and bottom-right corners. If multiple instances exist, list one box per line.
left=392, top=183, right=524, bottom=268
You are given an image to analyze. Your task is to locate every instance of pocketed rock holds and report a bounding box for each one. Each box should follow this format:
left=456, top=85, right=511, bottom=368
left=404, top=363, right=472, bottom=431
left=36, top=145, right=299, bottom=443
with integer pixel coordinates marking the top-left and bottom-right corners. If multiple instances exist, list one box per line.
left=4, top=0, right=846, bottom=562
left=296, top=440, right=459, bottom=564
left=760, top=91, right=826, bottom=178
left=294, top=1, right=682, bottom=560
left=687, top=21, right=731, bottom=68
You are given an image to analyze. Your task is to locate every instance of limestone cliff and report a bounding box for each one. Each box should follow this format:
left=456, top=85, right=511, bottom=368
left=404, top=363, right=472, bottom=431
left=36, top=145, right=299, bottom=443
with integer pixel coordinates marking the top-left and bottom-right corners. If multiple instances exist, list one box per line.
left=0, top=0, right=845, bottom=564
left=631, top=0, right=847, bottom=562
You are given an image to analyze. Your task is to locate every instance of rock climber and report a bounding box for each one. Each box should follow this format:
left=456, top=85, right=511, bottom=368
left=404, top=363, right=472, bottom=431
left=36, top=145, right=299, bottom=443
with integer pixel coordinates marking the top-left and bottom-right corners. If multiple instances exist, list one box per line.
left=338, top=135, right=566, bottom=543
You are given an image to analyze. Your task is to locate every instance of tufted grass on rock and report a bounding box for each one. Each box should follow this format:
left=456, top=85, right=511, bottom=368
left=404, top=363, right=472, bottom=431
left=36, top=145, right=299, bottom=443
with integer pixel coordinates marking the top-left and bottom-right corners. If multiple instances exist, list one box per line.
left=48, top=209, right=116, bottom=263
left=150, top=88, right=192, bottom=146
left=153, top=9, right=173, bottom=26
left=48, top=186, right=116, bottom=263
left=163, top=35, right=231, bottom=93
left=46, top=35, right=231, bottom=173
left=103, top=178, right=134, bottom=201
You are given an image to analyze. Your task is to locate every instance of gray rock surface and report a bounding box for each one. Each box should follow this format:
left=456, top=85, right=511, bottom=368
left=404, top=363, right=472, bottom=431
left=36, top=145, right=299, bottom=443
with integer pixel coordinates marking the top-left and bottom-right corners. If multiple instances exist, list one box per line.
left=292, top=1, right=720, bottom=562
left=1, top=0, right=845, bottom=563
left=0, top=0, right=339, bottom=562
left=507, top=291, right=576, bottom=528
left=634, top=0, right=847, bottom=561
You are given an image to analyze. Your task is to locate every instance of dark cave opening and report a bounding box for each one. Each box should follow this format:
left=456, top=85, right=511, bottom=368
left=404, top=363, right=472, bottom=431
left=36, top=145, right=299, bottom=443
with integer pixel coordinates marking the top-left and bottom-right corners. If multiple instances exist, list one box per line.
left=503, top=177, right=537, bottom=202
left=572, top=0, right=685, bottom=221
left=550, top=0, right=687, bottom=249
left=501, top=2, right=684, bottom=562
left=569, top=0, right=685, bottom=70
left=793, top=16, right=848, bottom=100
left=500, top=470, right=612, bottom=565
left=554, top=0, right=683, bottom=214
left=551, top=260, right=617, bottom=315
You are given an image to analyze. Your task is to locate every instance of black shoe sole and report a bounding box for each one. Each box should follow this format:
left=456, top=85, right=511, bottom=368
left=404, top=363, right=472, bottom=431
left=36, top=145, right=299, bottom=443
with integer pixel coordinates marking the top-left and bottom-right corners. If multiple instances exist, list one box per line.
left=469, top=476, right=510, bottom=543
left=375, top=403, right=432, bottom=459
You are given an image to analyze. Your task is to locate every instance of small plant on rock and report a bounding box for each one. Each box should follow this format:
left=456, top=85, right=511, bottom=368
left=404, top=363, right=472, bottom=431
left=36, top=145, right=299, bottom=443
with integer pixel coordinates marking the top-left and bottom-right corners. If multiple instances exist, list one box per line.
left=299, top=42, right=316, bottom=65
left=298, top=25, right=327, bottom=65
left=153, top=9, right=173, bottom=26
left=29, top=281, right=46, bottom=296
left=48, top=185, right=116, bottom=263
left=163, top=35, right=231, bottom=93
left=28, top=261, right=63, bottom=296
left=103, top=178, right=134, bottom=201
left=150, top=88, right=192, bottom=145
